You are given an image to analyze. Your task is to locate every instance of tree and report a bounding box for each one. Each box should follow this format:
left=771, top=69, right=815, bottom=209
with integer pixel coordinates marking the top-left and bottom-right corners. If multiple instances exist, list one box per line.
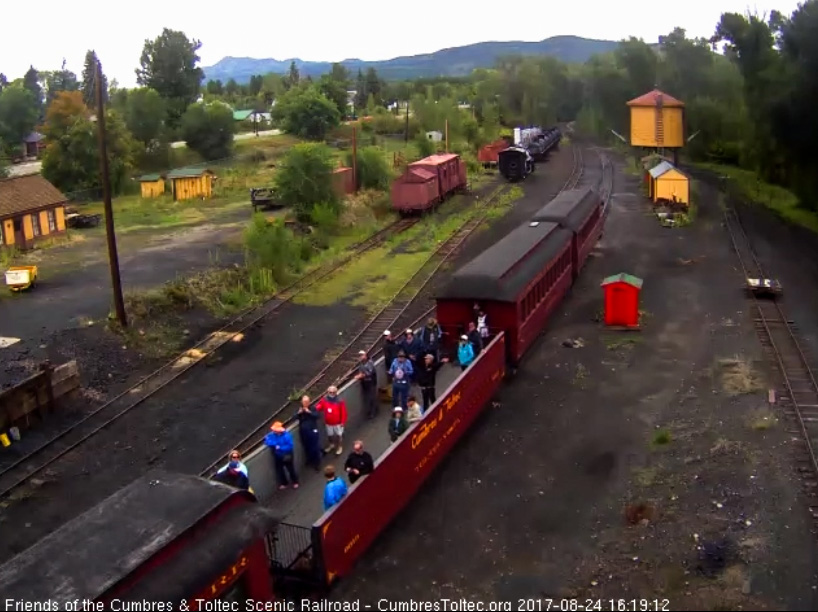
left=272, top=85, right=340, bottom=140
left=274, top=143, right=337, bottom=220
left=206, top=79, right=223, bottom=95
left=41, top=110, right=137, bottom=195
left=180, top=101, right=235, bottom=160
left=0, top=86, right=39, bottom=155
left=364, top=68, right=383, bottom=107
left=125, top=87, right=166, bottom=147
left=284, top=61, right=300, bottom=90
left=225, top=78, right=239, bottom=97
left=136, top=28, right=204, bottom=127
left=248, top=75, right=263, bottom=96
left=353, top=70, right=367, bottom=111
left=0, top=74, right=7, bottom=93
left=81, top=51, right=107, bottom=108
left=41, top=91, right=89, bottom=141
left=23, top=66, right=43, bottom=116
left=44, top=59, right=79, bottom=106
left=318, top=73, right=349, bottom=117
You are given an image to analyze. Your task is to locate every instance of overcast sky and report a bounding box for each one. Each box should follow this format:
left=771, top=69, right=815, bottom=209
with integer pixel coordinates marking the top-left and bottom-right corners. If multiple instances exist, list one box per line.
left=2, top=0, right=801, bottom=87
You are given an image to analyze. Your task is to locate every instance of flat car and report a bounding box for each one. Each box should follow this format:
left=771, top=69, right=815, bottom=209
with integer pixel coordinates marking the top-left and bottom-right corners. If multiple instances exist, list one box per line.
left=435, top=221, right=573, bottom=366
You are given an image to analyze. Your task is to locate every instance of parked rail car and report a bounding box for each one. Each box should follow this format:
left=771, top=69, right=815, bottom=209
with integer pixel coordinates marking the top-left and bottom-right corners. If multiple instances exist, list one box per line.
left=498, top=146, right=534, bottom=182
left=391, top=153, right=467, bottom=214
left=435, top=221, right=573, bottom=366
left=0, top=473, right=280, bottom=608
left=532, top=187, right=605, bottom=280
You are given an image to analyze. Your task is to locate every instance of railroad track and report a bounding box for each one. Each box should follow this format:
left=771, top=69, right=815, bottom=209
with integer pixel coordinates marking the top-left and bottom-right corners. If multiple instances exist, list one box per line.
left=203, top=143, right=589, bottom=473
left=723, top=205, right=818, bottom=517
left=0, top=216, right=421, bottom=501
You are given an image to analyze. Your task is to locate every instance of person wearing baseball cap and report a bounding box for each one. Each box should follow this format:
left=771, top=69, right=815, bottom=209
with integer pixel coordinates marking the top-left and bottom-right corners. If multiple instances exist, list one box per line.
left=354, top=349, right=379, bottom=420
left=388, top=406, right=408, bottom=442
left=264, top=421, right=299, bottom=490
left=457, top=334, right=475, bottom=372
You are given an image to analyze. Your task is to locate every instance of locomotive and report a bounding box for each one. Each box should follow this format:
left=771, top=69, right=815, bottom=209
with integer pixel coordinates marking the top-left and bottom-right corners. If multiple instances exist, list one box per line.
left=498, top=146, right=534, bottom=182
left=497, top=126, right=562, bottom=183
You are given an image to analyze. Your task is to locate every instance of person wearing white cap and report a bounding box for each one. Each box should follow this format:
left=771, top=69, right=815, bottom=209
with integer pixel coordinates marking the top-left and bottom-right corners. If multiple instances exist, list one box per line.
left=354, top=350, right=379, bottom=420
left=387, top=406, right=408, bottom=442
left=457, top=334, right=475, bottom=372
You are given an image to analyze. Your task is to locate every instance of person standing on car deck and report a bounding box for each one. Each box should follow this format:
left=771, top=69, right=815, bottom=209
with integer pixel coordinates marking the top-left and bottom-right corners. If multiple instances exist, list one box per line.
left=297, top=395, right=321, bottom=471
left=416, top=353, right=448, bottom=412
left=354, top=350, right=379, bottom=420
left=388, top=350, right=413, bottom=409
left=316, top=385, right=348, bottom=456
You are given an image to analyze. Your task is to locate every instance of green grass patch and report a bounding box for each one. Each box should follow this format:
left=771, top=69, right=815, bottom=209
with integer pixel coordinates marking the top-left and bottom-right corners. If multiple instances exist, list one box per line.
left=651, top=429, right=672, bottom=447
left=694, top=162, right=814, bottom=232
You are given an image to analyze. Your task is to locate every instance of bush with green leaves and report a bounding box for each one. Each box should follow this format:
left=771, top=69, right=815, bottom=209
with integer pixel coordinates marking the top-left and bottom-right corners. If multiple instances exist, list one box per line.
left=243, top=214, right=303, bottom=284
left=345, top=146, right=392, bottom=190
left=414, top=132, right=436, bottom=158
left=274, top=143, right=338, bottom=220
left=272, top=85, right=341, bottom=141
left=180, top=101, right=235, bottom=161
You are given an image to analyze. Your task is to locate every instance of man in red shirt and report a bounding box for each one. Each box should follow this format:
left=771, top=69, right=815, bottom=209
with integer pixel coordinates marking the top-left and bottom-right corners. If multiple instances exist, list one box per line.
left=315, top=385, right=348, bottom=456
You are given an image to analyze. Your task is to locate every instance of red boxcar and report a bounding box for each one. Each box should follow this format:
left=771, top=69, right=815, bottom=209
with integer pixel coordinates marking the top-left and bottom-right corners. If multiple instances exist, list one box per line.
left=435, top=221, right=573, bottom=366
left=532, top=187, right=605, bottom=281
left=477, top=139, right=511, bottom=165
left=332, top=167, right=355, bottom=197
left=312, top=333, right=506, bottom=583
left=391, top=167, right=440, bottom=212
left=0, top=473, right=280, bottom=607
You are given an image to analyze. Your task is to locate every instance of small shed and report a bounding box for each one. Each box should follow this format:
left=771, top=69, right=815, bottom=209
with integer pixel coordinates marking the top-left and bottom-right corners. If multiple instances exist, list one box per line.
left=648, top=162, right=689, bottom=206
left=601, top=273, right=643, bottom=328
left=0, top=175, right=67, bottom=250
left=23, top=132, right=45, bottom=158
left=137, top=173, right=166, bottom=199
left=332, top=167, right=355, bottom=197
left=426, top=131, right=443, bottom=142
left=167, top=168, right=215, bottom=202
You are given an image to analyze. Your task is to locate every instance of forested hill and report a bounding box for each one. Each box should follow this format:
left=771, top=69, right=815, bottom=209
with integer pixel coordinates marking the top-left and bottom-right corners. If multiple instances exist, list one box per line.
left=203, top=36, right=620, bottom=83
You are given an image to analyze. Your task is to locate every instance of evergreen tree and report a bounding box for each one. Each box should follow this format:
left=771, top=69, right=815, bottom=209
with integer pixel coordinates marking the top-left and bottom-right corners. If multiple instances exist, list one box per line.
left=81, top=50, right=107, bottom=108
left=23, top=66, right=43, bottom=115
left=353, top=70, right=367, bottom=112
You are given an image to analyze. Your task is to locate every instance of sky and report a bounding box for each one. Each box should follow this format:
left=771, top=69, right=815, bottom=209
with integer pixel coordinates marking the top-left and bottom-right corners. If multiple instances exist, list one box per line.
left=1, top=0, right=802, bottom=87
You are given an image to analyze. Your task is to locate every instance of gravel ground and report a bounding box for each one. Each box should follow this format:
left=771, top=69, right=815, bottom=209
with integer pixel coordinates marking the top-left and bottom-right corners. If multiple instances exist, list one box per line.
left=0, top=150, right=578, bottom=563
left=331, top=152, right=818, bottom=610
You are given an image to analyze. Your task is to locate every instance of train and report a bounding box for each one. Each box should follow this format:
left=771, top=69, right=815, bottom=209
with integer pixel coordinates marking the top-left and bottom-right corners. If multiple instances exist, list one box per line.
left=0, top=186, right=608, bottom=608
left=391, top=153, right=468, bottom=215
left=497, top=126, right=562, bottom=182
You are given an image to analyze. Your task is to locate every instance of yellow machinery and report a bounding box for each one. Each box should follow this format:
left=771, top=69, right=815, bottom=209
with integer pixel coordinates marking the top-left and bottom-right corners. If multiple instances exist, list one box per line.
left=4, top=265, right=38, bottom=291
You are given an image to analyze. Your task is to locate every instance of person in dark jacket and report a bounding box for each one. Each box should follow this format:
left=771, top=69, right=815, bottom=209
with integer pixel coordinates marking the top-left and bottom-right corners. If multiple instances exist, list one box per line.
left=401, top=328, right=423, bottom=377
left=296, top=395, right=321, bottom=471
left=212, top=459, right=250, bottom=491
left=467, top=321, right=483, bottom=355
left=323, top=465, right=348, bottom=510
left=419, top=318, right=443, bottom=361
left=354, top=350, right=379, bottom=420
left=388, top=351, right=413, bottom=408
left=382, top=330, right=400, bottom=396
left=388, top=406, right=408, bottom=442
left=264, top=421, right=299, bottom=490
left=416, top=353, right=448, bottom=412
left=344, top=440, right=374, bottom=484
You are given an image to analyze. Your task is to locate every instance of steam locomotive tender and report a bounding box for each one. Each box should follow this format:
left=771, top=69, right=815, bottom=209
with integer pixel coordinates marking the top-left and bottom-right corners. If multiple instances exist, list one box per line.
left=498, top=146, right=534, bottom=182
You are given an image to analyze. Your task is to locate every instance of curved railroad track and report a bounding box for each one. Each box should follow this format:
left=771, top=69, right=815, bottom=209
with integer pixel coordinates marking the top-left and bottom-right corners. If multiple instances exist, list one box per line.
left=0, top=216, right=422, bottom=501
left=202, top=142, right=589, bottom=474
left=723, top=203, right=818, bottom=520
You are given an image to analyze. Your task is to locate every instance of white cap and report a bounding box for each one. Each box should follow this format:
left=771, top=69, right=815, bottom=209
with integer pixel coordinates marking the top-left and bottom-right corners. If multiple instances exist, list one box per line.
left=383, top=330, right=391, bottom=336
left=406, top=328, right=413, bottom=334
left=393, top=406, right=403, bottom=412
left=461, top=334, right=468, bottom=340
left=358, top=350, right=366, bottom=355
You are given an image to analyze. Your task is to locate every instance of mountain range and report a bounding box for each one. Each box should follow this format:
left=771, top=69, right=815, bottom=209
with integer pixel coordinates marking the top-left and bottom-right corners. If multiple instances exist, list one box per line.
left=202, top=36, right=622, bottom=84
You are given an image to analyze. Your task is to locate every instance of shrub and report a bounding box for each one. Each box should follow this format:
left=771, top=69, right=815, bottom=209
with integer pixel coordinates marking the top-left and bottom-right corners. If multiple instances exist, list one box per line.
left=243, top=214, right=302, bottom=284
left=345, top=146, right=392, bottom=191
left=274, top=143, right=337, bottom=220
left=414, top=132, right=435, bottom=158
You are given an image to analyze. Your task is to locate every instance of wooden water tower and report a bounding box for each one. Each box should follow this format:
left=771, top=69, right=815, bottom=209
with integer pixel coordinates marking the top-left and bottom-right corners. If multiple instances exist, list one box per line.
left=626, top=89, right=685, bottom=164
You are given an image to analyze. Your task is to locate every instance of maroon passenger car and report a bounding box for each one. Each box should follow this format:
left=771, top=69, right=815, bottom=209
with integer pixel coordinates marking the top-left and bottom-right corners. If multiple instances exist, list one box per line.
left=531, top=187, right=605, bottom=280
left=435, top=220, right=573, bottom=366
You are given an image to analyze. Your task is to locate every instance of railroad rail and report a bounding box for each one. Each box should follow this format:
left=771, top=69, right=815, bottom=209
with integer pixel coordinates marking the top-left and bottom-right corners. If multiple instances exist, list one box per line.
left=0, top=216, right=421, bottom=500
left=202, top=142, right=588, bottom=474
left=723, top=204, right=818, bottom=516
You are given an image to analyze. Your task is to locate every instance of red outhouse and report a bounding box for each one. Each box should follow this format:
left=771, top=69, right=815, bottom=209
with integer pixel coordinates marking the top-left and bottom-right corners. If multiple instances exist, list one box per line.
left=601, top=273, right=643, bottom=327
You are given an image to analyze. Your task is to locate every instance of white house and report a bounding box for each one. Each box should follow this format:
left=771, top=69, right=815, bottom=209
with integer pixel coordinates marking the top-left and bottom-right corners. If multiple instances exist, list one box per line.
left=426, top=131, right=443, bottom=142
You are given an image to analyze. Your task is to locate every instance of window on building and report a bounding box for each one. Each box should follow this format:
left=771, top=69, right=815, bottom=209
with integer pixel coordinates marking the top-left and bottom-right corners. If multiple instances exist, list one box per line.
left=31, top=214, right=41, bottom=237
left=47, top=209, right=56, bottom=232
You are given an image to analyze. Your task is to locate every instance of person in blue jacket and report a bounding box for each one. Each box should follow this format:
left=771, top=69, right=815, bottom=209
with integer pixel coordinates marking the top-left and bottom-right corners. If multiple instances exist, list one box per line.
left=388, top=350, right=414, bottom=408
left=264, top=421, right=299, bottom=490
left=323, top=465, right=348, bottom=510
left=457, top=334, right=475, bottom=371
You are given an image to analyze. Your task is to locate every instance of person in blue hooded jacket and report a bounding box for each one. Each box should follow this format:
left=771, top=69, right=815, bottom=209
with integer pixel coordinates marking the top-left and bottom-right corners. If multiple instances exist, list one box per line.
left=323, top=465, right=348, bottom=510
left=457, top=334, right=475, bottom=371
left=264, top=421, right=299, bottom=490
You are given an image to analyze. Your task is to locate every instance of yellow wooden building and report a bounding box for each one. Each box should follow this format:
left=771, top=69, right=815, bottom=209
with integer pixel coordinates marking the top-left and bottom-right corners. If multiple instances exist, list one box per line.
left=137, top=173, right=166, bottom=198
left=626, top=89, right=685, bottom=149
left=0, top=175, right=67, bottom=250
left=167, top=168, right=215, bottom=201
left=648, top=161, right=690, bottom=206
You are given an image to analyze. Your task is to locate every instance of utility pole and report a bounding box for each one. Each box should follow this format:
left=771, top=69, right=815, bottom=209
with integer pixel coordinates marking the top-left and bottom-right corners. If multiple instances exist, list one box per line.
left=444, top=119, right=449, bottom=153
left=95, top=59, right=127, bottom=328
left=351, top=127, right=358, bottom=194
left=404, top=98, right=410, bottom=143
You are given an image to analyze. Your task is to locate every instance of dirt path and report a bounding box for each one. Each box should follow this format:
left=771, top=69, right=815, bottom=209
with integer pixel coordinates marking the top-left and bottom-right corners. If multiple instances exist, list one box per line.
left=0, top=149, right=580, bottom=563
left=331, top=153, right=818, bottom=610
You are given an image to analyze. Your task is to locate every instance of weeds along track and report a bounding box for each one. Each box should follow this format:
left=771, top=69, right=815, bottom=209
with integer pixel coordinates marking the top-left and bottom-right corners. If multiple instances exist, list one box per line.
left=203, top=146, right=587, bottom=472
left=723, top=204, right=818, bottom=518
left=0, top=216, right=422, bottom=501
left=202, top=184, right=514, bottom=470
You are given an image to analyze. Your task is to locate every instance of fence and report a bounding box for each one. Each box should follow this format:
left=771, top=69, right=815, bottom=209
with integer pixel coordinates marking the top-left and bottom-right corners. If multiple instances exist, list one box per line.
left=0, top=361, right=80, bottom=437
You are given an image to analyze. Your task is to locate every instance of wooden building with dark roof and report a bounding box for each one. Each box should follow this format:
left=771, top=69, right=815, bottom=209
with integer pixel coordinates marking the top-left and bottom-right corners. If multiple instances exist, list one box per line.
left=0, top=174, right=68, bottom=250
